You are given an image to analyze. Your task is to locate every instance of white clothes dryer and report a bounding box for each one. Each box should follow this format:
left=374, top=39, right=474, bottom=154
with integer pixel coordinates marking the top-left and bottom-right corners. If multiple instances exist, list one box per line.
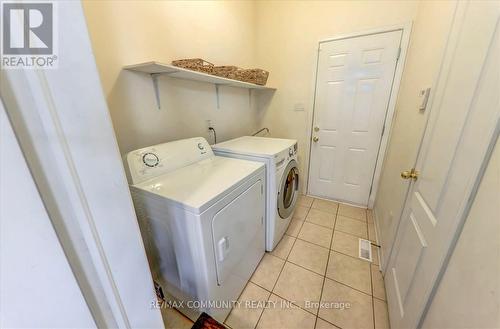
left=213, top=136, right=299, bottom=251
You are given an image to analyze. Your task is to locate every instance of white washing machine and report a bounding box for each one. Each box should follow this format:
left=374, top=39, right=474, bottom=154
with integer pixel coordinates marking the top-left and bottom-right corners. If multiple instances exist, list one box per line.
left=124, top=137, right=265, bottom=322
left=213, top=136, right=299, bottom=251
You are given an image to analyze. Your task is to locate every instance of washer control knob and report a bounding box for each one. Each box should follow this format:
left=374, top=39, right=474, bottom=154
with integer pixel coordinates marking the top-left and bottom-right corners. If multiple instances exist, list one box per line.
left=289, top=148, right=293, bottom=156
left=197, top=143, right=205, bottom=150
left=142, top=152, right=159, bottom=167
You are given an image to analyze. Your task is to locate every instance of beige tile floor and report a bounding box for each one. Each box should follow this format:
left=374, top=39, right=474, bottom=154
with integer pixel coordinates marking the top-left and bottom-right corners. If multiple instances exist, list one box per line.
left=163, top=195, right=389, bottom=329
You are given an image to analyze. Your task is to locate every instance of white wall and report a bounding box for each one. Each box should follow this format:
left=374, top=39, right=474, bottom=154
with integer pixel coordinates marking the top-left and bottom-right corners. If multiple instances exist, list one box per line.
left=254, top=0, right=420, bottom=188
left=421, top=138, right=500, bottom=328
left=82, top=1, right=267, bottom=154
left=83, top=0, right=421, bottom=166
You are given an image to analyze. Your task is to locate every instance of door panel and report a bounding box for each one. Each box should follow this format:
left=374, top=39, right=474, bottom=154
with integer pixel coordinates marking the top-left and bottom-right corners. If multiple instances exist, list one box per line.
left=319, top=146, right=335, bottom=181
left=352, top=78, right=378, bottom=132
left=391, top=212, right=427, bottom=310
left=309, top=30, right=402, bottom=205
left=386, top=2, right=500, bottom=328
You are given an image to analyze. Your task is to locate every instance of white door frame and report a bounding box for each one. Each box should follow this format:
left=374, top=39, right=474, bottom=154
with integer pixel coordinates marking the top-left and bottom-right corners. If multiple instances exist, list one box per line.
left=305, top=23, right=412, bottom=208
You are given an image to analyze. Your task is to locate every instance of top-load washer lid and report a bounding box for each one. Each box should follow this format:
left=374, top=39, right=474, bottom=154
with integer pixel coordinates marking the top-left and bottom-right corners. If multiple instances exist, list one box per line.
left=124, top=137, right=264, bottom=214
left=213, top=136, right=297, bottom=158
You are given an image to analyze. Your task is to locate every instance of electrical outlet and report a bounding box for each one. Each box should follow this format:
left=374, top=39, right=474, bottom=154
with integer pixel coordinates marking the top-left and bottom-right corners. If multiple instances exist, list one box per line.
left=206, top=119, right=214, bottom=130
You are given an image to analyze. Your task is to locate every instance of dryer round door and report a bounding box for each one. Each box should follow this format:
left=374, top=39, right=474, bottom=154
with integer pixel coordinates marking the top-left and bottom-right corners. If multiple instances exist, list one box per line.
left=277, top=159, right=299, bottom=219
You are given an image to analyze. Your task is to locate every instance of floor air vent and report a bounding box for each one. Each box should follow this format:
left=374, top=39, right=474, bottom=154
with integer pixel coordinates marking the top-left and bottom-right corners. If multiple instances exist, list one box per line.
left=359, top=238, right=373, bottom=262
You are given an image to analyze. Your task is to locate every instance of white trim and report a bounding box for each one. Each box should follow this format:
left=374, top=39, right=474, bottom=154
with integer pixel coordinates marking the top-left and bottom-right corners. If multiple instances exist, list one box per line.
left=304, top=23, right=413, bottom=208
left=372, top=208, right=386, bottom=271
left=318, top=23, right=411, bottom=44
left=303, top=46, right=321, bottom=194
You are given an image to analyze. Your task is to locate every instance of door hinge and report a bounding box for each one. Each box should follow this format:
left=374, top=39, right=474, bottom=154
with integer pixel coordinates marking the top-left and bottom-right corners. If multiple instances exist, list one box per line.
left=396, top=47, right=401, bottom=61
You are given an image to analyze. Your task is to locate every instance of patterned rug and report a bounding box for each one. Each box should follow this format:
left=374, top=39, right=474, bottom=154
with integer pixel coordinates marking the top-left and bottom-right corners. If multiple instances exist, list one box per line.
left=191, top=312, right=226, bottom=329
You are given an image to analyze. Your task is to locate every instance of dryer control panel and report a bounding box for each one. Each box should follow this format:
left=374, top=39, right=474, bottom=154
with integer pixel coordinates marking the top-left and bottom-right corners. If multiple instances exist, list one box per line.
left=124, top=137, right=214, bottom=184
left=275, top=142, right=298, bottom=170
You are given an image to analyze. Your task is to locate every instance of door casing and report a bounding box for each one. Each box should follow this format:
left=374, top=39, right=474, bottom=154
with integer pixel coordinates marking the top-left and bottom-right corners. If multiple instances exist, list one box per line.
left=305, top=23, right=412, bottom=208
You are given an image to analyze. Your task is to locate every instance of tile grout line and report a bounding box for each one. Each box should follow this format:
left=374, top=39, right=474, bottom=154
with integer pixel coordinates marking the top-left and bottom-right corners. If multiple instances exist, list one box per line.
left=294, top=235, right=332, bottom=251
left=223, top=198, right=378, bottom=329
left=255, top=210, right=375, bottom=288
left=253, top=202, right=313, bottom=329
left=252, top=256, right=376, bottom=299
left=285, top=259, right=327, bottom=277
left=315, top=201, right=339, bottom=329
left=271, top=291, right=320, bottom=318
left=329, top=248, right=375, bottom=265
left=304, top=216, right=336, bottom=230
left=334, top=226, right=369, bottom=240
left=337, top=213, right=370, bottom=224
left=253, top=198, right=378, bottom=328
left=370, top=256, right=376, bottom=329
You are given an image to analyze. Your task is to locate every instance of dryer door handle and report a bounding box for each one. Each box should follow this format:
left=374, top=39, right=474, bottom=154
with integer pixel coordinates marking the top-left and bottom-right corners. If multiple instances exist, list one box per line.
left=217, top=236, right=230, bottom=262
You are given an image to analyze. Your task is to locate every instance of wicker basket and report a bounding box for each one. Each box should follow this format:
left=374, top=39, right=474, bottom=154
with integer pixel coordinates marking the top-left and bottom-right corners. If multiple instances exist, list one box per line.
left=239, top=69, right=269, bottom=85
left=171, top=58, right=214, bottom=74
left=213, top=66, right=242, bottom=79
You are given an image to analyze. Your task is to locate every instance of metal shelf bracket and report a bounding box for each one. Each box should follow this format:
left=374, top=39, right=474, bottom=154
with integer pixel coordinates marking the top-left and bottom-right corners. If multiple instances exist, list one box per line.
left=151, top=73, right=162, bottom=109
left=215, top=84, right=220, bottom=109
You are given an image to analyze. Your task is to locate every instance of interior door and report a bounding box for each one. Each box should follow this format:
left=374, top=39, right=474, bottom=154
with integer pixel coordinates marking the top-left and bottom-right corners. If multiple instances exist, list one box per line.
left=385, top=2, right=500, bottom=328
left=0, top=102, right=96, bottom=328
left=375, top=1, right=457, bottom=270
left=309, top=30, right=402, bottom=206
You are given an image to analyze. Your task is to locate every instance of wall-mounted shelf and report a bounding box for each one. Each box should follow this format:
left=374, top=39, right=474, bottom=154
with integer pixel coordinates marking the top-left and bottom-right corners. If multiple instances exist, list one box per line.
left=123, top=61, right=275, bottom=109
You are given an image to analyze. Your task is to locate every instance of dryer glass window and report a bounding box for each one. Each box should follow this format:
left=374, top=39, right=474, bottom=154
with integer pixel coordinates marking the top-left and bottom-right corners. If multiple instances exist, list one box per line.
left=278, top=160, right=299, bottom=219
left=283, top=168, right=298, bottom=208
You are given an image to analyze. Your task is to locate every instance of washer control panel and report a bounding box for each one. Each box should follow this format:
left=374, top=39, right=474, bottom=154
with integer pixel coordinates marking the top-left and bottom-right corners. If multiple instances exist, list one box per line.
left=125, top=137, right=214, bottom=184
left=287, top=143, right=298, bottom=157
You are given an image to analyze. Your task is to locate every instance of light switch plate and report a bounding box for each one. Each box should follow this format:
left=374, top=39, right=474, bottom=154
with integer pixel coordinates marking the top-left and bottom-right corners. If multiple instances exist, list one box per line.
left=418, top=87, right=431, bottom=111
left=293, top=102, right=305, bottom=111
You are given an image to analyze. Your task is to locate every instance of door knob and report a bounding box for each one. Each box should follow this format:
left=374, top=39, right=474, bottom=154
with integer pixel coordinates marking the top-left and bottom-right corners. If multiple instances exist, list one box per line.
left=401, top=168, right=419, bottom=180
left=313, top=136, right=319, bottom=143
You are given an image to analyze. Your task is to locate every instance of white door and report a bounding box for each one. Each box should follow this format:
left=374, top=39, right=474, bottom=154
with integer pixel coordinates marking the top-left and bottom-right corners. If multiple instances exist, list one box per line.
left=0, top=102, right=96, bottom=328
left=376, top=1, right=457, bottom=269
left=385, top=2, right=500, bottom=328
left=0, top=1, right=164, bottom=327
left=309, top=30, right=402, bottom=206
